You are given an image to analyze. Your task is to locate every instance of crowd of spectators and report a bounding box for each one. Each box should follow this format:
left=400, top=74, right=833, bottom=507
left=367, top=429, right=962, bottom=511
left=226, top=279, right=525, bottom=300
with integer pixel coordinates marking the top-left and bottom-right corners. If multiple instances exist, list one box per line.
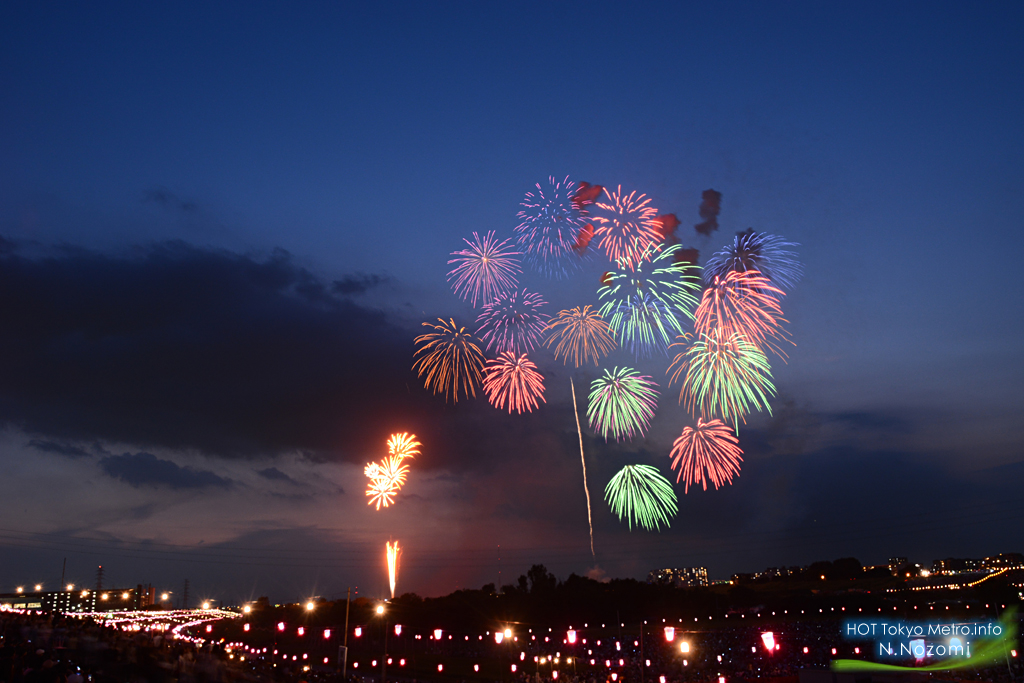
left=2, top=610, right=1021, bottom=683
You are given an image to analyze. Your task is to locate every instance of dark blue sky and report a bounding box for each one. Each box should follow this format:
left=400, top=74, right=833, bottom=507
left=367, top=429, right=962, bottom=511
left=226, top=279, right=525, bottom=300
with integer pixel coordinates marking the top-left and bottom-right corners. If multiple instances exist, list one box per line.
left=0, top=1, right=1022, bottom=603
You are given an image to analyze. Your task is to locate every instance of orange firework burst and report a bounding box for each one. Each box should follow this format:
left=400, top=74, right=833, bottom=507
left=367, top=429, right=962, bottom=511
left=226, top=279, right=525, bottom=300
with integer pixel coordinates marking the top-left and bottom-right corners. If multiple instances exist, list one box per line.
left=413, top=318, right=486, bottom=403
left=482, top=351, right=546, bottom=414
left=669, top=418, right=743, bottom=493
left=387, top=432, right=421, bottom=459
left=694, top=270, right=791, bottom=359
left=544, top=305, right=617, bottom=367
left=365, top=433, right=419, bottom=510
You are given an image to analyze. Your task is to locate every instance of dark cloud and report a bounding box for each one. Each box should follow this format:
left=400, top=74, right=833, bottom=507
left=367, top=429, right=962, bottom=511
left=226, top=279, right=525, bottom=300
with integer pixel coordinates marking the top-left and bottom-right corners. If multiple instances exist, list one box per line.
left=142, top=188, right=198, bottom=213
left=98, top=452, right=232, bottom=489
left=332, top=273, right=389, bottom=295
left=0, top=239, right=421, bottom=461
left=694, top=189, right=722, bottom=236
left=27, top=439, right=94, bottom=459
left=257, top=467, right=297, bottom=483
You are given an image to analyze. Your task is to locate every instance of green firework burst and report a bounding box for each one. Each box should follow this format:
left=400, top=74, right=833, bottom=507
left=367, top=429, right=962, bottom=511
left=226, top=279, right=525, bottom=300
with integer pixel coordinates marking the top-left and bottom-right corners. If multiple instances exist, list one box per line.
left=604, top=464, right=678, bottom=531
left=597, top=242, right=701, bottom=357
left=667, top=329, right=775, bottom=428
left=587, top=367, right=659, bottom=441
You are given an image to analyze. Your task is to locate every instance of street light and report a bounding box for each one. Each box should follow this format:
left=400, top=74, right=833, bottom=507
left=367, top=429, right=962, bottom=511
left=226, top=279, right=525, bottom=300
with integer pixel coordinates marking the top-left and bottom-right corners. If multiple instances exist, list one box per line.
left=306, top=601, right=315, bottom=611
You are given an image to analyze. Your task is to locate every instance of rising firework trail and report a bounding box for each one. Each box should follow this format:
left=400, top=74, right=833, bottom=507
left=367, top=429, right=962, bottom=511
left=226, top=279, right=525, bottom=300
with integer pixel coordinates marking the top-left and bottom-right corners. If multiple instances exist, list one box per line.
left=386, top=540, right=400, bottom=599
left=590, top=186, right=662, bottom=270
left=476, top=288, right=549, bottom=355
left=515, top=176, right=589, bottom=277
left=669, top=418, right=743, bottom=493
left=482, top=351, right=546, bottom=414
left=447, top=231, right=522, bottom=307
left=695, top=270, right=791, bottom=359
left=571, top=378, right=595, bottom=556
left=605, top=464, right=678, bottom=531
left=412, top=319, right=486, bottom=403
left=544, top=305, right=617, bottom=367
left=587, top=367, right=659, bottom=441
left=667, top=330, right=775, bottom=428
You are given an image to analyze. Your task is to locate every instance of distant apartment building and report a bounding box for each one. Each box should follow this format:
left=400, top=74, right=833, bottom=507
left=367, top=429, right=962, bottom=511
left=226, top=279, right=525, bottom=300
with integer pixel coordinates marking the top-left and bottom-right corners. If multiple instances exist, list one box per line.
left=648, top=566, right=709, bottom=587
left=0, top=585, right=154, bottom=613
left=888, top=557, right=908, bottom=575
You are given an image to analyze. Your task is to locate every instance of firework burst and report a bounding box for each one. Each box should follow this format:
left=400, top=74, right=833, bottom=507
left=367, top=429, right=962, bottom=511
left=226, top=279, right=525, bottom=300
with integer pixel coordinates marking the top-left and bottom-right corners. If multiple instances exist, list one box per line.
left=365, top=455, right=409, bottom=510
left=590, top=186, right=662, bottom=269
left=704, top=229, right=803, bottom=290
left=476, top=288, right=549, bottom=355
left=412, top=319, right=486, bottom=403
left=515, top=176, right=588, bottom=277
left=667, top=329, right=775, bottom=427
left=587, top=367, right=659, bottom=441
left=605, top=464, right=678, bottom=531
left=598, top=242, right=701, bottom=357
left=365, top=433, right=419, bottom=510
left=482, top=351, right=546, bottom=414
left=544, top=305, right=617, bottom=367
left=695, top=270, right=791, bottom=359
left=447, top=231, right=522, bottom=307
left=387, top=432, right=421, bottom=459
left=669, top=418, right=743, bottom=493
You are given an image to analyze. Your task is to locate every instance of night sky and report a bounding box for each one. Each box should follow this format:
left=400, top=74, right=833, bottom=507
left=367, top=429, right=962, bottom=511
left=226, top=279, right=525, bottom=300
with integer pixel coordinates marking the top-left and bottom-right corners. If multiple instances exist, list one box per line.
left=1, top=1, right=1022, bottom=605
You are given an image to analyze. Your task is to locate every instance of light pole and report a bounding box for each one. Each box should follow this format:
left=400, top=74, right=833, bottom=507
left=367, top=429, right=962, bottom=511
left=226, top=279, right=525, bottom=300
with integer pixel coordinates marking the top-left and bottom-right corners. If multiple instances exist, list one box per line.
left=377, top=603, right=388, bottom=683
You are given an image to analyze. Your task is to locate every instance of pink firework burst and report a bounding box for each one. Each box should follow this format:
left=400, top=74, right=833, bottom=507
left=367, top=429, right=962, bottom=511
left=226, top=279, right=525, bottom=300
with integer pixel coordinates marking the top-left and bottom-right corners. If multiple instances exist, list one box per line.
left=589, top=186, right=661, bottom=269
left=668, top=418, right=743, bottom=493
left=447, top=231, right=522, bottom=307
left=475, top=288, right=549, bottom=354
left=482, top=351, right=546, bottom=414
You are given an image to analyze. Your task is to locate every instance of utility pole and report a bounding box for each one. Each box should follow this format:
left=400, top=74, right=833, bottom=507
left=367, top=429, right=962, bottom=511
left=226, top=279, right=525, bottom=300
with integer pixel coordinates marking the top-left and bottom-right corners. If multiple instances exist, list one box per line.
left=95, top=566, right=104, bottom=592
left=340, top=587, right=351, bottom=676
left=182, top=579, right=190, bottom=610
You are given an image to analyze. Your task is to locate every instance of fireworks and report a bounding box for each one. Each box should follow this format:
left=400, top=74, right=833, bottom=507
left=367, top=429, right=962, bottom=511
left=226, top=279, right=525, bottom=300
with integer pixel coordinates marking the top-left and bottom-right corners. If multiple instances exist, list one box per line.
left=366, top=433, right=419, bottom=510
left=695, top=270, right=791, bottom=359
left=365, top=455, right=409, bottom=510
left=387, top=432, right=421, bottom=459
left=669, top=418, right=743, bottom=493
left=412, top=319, right=487, bottom=403
left=589, top=186, right=661, bottom=269
left=667, top=330, right=775, bottom=427
left=386, top=540, right=400, bottom=599
left=604, top=464, right=678, bottom=531
left=587, top=367, right=659, bottom=441
left=515, top=176, right=588, bottom=277
left=598, top=242, right=701, bottom=357
left=544, top=305, right=617, bottom=367
left=482, top=351, right=546, bottom=414
left=476, top=288, right=549, bottom=355
left=447, top=231, right=522, bottom=307
left=704, top=229, right=803, bottom=290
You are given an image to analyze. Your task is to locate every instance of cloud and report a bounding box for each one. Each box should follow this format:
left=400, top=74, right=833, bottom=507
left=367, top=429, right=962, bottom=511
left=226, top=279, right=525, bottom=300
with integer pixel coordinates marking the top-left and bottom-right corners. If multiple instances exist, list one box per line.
left=332, top=273, right=390, bottom=295
left=257, top=467, right=297, bottom=484
left=98, top=452, right=232, bottom=489
left=0, top=239, right=421, bottom=461
left=142, top=188, right=198, bottom=213
left=694, top=189, right=722, bottom=236
left=27, top=439, right=94, bottom=459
